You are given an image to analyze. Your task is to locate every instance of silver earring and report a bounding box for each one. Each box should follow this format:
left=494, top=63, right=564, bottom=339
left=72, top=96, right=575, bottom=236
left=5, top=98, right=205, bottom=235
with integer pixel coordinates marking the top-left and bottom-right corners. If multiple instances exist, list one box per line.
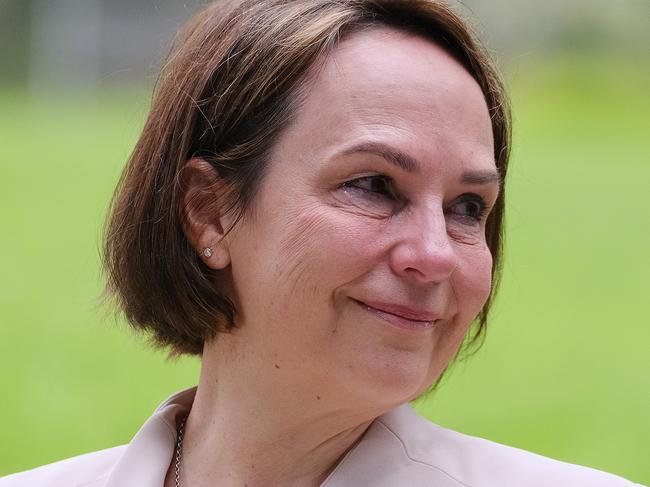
left=202, top=247, right=213, bottom=258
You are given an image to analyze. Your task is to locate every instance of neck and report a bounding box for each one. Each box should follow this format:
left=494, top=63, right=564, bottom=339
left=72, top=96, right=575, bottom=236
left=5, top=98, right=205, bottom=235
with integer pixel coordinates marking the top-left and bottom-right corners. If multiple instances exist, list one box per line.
left=171, top=335, right=385, bottom=487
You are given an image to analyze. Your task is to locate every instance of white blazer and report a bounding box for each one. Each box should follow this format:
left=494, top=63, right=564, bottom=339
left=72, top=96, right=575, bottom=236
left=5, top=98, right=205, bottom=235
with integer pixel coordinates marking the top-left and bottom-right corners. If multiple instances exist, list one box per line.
left=1, top=387, right=644, bottom=486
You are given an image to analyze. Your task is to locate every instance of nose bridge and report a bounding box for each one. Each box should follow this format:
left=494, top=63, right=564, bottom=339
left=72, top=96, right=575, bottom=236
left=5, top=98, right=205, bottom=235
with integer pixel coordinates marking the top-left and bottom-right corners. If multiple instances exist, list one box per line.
left=389, top=202, right=456, bottom=283
left=418, top=202, right=449, bottom=248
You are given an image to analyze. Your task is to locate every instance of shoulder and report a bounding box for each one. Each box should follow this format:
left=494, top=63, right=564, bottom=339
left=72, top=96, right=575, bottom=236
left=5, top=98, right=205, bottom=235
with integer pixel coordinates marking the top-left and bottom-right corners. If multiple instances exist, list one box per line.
left=372, top=404, right=642, bottom=487
left=0, top=446, right=126, bottom=487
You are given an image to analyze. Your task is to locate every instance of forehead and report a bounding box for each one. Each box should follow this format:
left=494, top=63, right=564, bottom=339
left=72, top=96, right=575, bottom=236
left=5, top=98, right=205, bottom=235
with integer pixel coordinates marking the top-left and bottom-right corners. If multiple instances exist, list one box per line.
left=280, top=27, right=495, bottom=173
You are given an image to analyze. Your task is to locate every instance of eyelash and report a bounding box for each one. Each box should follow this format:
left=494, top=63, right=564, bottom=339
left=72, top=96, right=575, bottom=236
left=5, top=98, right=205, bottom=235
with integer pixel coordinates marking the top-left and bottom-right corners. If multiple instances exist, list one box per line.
left=342, top=174, right=399, bottom=200
left=341, top=175, right=490, bottom=222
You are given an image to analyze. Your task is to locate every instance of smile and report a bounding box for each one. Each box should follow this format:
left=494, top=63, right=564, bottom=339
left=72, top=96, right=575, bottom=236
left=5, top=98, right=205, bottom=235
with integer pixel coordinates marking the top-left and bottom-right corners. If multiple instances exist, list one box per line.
left=352, top=299, right=439, bottom=332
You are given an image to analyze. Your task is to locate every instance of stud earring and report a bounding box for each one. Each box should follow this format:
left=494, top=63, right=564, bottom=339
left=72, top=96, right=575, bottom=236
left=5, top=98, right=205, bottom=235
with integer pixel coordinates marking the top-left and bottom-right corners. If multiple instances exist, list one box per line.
left=202, top=247, right=213, bottom=258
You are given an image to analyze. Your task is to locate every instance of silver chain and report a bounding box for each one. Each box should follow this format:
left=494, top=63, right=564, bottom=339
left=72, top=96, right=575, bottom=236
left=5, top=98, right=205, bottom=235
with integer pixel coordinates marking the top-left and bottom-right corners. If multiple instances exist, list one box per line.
left=173, top=415, right=187, bottom=487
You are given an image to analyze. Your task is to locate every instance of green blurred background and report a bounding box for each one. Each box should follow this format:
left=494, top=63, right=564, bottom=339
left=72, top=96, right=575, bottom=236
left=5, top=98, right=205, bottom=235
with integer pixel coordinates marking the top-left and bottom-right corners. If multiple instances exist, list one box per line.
left=1, top=0, right=648, bottom=483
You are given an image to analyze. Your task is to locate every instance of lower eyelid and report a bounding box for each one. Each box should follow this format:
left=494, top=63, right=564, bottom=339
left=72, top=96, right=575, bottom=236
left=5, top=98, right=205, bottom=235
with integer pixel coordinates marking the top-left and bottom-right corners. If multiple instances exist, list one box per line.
left=337, top=185, right=389, bottom=203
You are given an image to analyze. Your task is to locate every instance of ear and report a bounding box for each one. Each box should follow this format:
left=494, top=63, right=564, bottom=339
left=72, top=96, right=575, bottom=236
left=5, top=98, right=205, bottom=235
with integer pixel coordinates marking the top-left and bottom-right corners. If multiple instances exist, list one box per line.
left=181, top=158, right=232, bottom=270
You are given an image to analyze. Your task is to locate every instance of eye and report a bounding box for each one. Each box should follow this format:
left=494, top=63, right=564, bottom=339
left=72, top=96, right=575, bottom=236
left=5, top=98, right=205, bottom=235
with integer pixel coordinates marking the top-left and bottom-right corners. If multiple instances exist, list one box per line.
left=448, top=194, right=489, bottom=223
left=341, top=175, right=398, bottom=200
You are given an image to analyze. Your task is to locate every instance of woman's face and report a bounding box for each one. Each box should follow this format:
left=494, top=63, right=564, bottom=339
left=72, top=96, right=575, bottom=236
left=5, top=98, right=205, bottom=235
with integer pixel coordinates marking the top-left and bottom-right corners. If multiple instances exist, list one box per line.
left=220, top=27, right=499, bottom=408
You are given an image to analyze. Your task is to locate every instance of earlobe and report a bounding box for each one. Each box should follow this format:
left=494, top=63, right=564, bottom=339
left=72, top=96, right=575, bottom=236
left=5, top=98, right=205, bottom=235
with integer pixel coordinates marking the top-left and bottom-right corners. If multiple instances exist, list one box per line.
left=199, top=244, right=230, bottom=270
left=181, top=158, right=232, bottom=270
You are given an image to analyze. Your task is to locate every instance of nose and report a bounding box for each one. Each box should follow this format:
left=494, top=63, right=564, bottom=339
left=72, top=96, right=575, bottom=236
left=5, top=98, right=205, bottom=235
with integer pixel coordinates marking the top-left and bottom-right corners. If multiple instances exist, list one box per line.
left=388, top=207, right=457, bottom=285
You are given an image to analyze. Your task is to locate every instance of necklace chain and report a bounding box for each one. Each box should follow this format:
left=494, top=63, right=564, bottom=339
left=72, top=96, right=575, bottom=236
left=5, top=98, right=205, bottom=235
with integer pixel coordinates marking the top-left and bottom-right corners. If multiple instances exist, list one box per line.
left=173, top=415, right=187, bottom=487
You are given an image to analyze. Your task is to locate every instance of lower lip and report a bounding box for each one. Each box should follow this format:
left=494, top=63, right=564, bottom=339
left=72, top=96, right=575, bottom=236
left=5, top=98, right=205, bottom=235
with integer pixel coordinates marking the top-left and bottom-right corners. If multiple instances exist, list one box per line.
left=354, top=300, right=437, bottom=332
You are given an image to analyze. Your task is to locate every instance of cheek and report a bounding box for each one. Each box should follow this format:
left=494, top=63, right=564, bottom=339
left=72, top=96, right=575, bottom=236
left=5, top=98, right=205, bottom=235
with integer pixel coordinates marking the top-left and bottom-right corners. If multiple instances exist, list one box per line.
left=454, top=244, right=493, bottom=318
left=275, top=207, right=383, bottom=289
left=427, top=245, right=492, bottom=378
left=274, top=211, right=335, bottom=299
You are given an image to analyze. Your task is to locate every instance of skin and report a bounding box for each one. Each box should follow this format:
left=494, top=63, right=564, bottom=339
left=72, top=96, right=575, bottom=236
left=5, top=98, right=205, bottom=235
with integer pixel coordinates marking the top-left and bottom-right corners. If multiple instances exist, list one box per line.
left=173, top=26, right=499, bottom=487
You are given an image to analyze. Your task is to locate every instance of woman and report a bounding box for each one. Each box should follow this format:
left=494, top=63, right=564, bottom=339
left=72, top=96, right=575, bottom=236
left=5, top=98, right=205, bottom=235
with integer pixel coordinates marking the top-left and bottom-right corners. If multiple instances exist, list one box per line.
left=1, top=0, right=643, bottom=486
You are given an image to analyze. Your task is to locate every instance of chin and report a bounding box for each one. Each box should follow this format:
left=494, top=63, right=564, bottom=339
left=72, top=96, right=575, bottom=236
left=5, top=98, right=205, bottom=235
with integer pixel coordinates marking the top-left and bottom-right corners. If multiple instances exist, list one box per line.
left=345, top=350, right=443, bottom=409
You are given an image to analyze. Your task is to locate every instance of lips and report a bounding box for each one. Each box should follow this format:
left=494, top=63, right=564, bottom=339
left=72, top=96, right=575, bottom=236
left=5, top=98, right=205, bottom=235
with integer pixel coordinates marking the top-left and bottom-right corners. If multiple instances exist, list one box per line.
left=352, top=298, right=441, bottom=331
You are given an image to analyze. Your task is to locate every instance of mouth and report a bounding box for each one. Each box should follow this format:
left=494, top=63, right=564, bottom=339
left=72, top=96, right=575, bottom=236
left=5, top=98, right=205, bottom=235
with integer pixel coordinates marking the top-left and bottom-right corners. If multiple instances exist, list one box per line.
left=352, top=298, right=440, bottom=332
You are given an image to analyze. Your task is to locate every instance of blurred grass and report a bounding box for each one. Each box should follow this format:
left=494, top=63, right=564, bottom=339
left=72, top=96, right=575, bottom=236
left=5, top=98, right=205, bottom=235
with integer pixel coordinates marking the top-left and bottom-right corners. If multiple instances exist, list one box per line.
left=1, top=54, right=648, bottom=483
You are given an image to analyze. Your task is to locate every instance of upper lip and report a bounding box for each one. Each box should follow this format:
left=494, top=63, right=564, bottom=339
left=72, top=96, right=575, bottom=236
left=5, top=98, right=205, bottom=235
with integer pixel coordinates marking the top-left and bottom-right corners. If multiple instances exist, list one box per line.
left=353, top=299, right=442, bottom=322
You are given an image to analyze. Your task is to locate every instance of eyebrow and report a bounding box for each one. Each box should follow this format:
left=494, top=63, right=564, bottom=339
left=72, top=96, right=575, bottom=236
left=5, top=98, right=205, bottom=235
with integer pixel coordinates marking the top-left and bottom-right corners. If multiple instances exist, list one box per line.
left=339, top=141, right=501, bottom=190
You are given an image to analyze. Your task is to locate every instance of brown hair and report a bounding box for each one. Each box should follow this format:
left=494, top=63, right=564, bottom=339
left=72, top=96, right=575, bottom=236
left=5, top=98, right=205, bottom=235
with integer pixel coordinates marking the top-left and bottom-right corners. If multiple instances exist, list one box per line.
left=103, top=0, right=511, bottom=357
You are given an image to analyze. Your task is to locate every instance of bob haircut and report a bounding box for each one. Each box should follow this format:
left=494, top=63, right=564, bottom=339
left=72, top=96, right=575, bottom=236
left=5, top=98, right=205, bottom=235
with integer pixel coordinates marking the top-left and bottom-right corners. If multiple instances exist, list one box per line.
left=103, top=0, right=511, bottom=357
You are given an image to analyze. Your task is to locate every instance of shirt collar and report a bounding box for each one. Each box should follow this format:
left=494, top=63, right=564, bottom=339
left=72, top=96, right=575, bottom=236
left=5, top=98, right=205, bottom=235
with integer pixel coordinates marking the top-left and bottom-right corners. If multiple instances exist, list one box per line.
left=104, top=387, right=196, bottom=487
